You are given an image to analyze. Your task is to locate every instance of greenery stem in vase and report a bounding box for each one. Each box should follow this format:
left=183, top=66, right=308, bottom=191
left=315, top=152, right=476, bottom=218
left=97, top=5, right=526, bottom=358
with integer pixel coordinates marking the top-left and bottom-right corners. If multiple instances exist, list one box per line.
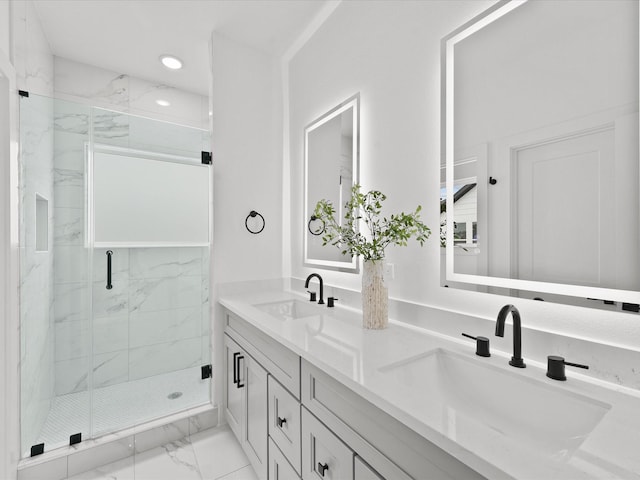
left=313, top=184, right=431, bottom=329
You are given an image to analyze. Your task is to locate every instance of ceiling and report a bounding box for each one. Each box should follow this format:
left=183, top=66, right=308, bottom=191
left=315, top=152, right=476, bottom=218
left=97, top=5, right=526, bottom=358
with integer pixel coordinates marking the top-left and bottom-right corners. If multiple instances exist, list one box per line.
left=33, top=0, right=330, bottom=97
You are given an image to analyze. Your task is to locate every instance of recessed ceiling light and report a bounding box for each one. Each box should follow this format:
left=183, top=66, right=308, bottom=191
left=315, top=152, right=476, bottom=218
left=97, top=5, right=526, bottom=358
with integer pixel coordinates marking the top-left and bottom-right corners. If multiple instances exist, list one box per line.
left=156, top=99, right=170, bottom=107
left=160, top=55, right=183, bottom=70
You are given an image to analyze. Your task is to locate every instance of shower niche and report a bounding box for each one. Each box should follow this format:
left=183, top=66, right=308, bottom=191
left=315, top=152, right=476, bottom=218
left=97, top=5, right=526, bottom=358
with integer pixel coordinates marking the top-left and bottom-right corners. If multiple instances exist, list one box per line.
left=19, top=94, right=213, bottom=457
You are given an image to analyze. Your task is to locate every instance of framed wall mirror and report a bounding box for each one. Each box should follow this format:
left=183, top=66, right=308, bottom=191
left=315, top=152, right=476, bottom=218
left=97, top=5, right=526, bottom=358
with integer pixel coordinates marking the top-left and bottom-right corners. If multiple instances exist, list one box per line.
left=304, top=94, right=360, bottom=272
left=442, top=0, right=640, bottom=310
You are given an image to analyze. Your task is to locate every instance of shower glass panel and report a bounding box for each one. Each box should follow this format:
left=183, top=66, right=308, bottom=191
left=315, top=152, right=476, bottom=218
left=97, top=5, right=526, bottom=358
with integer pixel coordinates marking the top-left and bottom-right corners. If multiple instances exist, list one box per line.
left=20, top=94, right=93, bottom=456
left=19, top=94, right=212, bottom=457
left=88, top=108, right=211, bottom=437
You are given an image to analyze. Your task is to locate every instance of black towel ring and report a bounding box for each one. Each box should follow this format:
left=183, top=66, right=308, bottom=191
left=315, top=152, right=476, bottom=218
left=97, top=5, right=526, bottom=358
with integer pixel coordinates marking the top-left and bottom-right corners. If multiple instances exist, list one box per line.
left=245, top=210, right=265, bottom=234
left=308, top=215, right=325, bottom=236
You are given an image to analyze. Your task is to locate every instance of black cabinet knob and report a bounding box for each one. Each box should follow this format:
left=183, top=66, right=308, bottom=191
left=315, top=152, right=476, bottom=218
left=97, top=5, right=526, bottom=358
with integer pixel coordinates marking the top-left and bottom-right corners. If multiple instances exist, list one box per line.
left=276, top=416, right=286, bottom=428
left=317, top=462, right=329, bottom=477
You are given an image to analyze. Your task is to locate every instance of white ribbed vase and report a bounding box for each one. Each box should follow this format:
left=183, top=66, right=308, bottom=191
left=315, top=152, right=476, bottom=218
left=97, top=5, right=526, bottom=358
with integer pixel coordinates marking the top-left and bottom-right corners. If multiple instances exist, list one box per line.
left=362, top=260, right=388, bottom=329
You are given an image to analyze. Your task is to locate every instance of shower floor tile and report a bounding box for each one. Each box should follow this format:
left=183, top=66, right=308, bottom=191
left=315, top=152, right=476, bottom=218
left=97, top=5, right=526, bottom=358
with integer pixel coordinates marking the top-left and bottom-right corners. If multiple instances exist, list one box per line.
left=67, top=425, right=255, bottom=480
left=36, top=366, right=209, bottom=453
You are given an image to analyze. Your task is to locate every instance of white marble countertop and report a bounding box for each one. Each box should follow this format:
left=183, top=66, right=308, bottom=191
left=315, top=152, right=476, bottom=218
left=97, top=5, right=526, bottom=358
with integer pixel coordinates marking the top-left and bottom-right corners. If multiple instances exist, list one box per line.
left=219, top=289, right=640, bottom=480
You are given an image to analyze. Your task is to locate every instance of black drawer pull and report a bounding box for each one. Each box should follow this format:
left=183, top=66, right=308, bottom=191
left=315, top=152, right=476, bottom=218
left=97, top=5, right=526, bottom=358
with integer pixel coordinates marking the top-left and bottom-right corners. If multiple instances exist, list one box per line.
left=232, top=352, right=240, bottom=385
left=236, top=355, right=244, bottom=388
left=277, top=416, right=287, bottom=428
left=317, top=462, right=329, bottom=477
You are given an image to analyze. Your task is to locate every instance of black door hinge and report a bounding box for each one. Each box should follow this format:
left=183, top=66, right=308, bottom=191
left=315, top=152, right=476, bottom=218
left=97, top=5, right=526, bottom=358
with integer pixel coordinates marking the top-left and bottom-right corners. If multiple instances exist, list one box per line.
left=30, top=443, right=44, bottom=457
left=201, top=364, right=212, bottom=379
left=18, top=90, right=29, bottom=97
left=201, top=151, right=212, bottom=165
left=70, top=433, right=82, bottom=446
left=622, top=303, right=639, bottom=313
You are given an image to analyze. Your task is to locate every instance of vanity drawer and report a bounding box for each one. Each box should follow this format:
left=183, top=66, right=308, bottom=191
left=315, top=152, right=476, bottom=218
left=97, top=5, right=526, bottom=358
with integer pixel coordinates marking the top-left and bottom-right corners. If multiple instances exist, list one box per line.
left=269, top=376, right=302, bottom=475
left=269, top=437, right=301, bottom=480
left=302, top=407, right=353, bottom=480
left=355, top=456, right=383, bottom=480
left=302, top=360, right=484, bottom=480
left=225, top=309, right=301, bottom=399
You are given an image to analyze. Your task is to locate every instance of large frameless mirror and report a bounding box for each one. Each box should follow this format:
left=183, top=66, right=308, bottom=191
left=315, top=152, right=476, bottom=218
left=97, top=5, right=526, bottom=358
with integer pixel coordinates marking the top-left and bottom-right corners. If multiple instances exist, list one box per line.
left=304, top=94, right=360, bottom=272
left=442, top=0, right=640, bottom=310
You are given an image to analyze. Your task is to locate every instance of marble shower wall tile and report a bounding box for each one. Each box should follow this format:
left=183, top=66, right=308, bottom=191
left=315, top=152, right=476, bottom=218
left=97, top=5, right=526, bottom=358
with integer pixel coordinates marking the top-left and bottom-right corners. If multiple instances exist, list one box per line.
left=55, top=357, right=89, bottom=396
left=92, top=274, right=129, bottom=318
left=54, top=282, right=88, bottom=323
left=93, top=315, right=129, bottom=355
left=53, top=207, right=83, bottom=245
left=129, top=307, right=201, bottom=348
left=92, top=109, right=129, bottom=147
left=54, top=245, right=88, bottom=284
left=129, top=247, right=203, bottom=279
left=52, top=96, right=91, bottom=396
left=12, top=0, right=54, bottom=96
left=129, top=338, right=202, bottom=381
left=93, top=350, right=129, bottom=388
left=54, top=104, right=90, bottom=137
left=55, top=56, right=129, bottom=108
left=55, top=319, right=90, bottom=361
left=129, top=275, right=202, bottom=314
left=19, top=92, right=56, bottom=453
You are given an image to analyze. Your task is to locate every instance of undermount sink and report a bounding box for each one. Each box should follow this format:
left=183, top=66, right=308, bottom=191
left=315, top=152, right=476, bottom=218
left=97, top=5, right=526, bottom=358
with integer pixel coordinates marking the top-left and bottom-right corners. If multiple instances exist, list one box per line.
left=254, top=299, right=323, bottom=321
left=378, top=348, right=611, bottom=459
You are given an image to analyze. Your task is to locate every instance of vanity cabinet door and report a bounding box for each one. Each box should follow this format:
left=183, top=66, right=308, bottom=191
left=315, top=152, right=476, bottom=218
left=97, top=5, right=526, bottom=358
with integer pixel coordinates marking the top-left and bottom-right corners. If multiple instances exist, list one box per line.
left=354, top=457, right=383, bottom=480
left=270, top=438, right=301, bottom=480
left=302, top=407, right=353, bottom=480
left=224, top=333, right=268, bottom=480
left=269, top=376, right=302, bottom=474
left=224, top=334, right=243, bottom=439
left=243, top=354, right=268, bottom=480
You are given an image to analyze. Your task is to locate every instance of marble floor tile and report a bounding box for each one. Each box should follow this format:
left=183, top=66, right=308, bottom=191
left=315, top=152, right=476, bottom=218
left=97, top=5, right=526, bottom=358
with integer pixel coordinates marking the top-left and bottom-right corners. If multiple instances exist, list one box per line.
left=190, top=426, right=250, bottom=480
left=65, top=424, right=254, bottom=480
left=134, top=438, right=202, bottom=480
left=215, top=466, right=258, bottom=480
left=67, top=456, right=134, bottom=480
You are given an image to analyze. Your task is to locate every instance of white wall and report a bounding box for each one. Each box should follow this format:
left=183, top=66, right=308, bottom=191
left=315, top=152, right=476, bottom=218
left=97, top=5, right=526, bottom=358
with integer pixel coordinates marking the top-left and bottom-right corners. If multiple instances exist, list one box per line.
left=210, top=32, right=283, bottom=408
left=287, top=1, right=640, bottom=353
left=0, top=1, right=9, bottom=59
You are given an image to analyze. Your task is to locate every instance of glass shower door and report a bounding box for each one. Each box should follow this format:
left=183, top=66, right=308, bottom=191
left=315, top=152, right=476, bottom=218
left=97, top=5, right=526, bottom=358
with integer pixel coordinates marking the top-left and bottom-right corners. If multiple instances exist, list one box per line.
left=20, top=94, right=93, bottom=456
left=88, top=108, right=212, bottom=437
left=19, top=94, right=211, bottom=457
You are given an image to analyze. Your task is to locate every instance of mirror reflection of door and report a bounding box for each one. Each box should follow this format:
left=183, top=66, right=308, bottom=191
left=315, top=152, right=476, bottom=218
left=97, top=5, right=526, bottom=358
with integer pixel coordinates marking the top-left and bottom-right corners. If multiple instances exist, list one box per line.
left=514, top=114, right=639, bottom=290
left=444, top=0, right=639, bottom=305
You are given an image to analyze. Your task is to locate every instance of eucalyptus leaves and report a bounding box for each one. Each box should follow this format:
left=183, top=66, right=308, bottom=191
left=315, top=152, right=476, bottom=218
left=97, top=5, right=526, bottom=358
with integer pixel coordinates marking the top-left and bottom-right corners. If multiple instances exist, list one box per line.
left=313, top=185, right=431, bottom=261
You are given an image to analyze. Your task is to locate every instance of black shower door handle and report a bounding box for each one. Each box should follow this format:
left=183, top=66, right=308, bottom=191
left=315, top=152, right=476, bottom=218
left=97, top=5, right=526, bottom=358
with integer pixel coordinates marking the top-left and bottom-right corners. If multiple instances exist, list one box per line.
left=106, top=250, right=113, bottom=290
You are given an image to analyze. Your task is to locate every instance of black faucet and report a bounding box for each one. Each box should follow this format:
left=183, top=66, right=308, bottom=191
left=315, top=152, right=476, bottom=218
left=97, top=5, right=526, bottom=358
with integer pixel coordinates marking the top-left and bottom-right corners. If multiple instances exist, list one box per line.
left=304, top=273, right=324, bottom=305
left=495, top=304, right=526, bottom=368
